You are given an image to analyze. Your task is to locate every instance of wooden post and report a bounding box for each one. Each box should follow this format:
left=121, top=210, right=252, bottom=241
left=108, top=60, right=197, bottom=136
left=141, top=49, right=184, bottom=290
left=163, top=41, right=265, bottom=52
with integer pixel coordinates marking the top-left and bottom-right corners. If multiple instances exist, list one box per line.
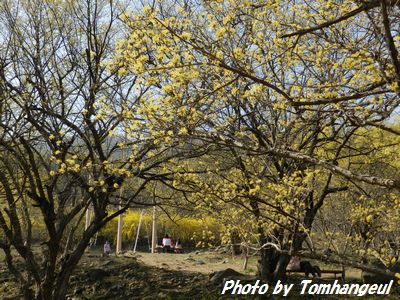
left=116, top=131, right=127, bottom=255
left=133, top=209, right=143, bottom=253
left=116, top=205, right=123, bottom=255
left=243, top=247, right=249, bottom=270
left=85, top=206, right=92, bottom=248
left=151, top=206, right=157, bottom=253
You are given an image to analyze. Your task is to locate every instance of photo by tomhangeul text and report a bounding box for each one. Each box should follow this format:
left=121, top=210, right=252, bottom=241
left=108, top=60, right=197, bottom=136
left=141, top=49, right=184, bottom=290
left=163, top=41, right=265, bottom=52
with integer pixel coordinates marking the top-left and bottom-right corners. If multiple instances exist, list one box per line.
left=221, top=279, right=393, bottom=297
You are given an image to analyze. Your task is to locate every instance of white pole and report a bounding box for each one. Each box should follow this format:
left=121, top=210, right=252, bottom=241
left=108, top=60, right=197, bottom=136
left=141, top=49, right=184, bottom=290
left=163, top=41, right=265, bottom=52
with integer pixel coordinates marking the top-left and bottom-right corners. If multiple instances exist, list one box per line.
left=151, top=206, right=157, bottom=253
left=116, top=130, right=128, bottom=255
left=116, top=204, right=123, bottom=255
left=133, top=209, right=143, bottom=253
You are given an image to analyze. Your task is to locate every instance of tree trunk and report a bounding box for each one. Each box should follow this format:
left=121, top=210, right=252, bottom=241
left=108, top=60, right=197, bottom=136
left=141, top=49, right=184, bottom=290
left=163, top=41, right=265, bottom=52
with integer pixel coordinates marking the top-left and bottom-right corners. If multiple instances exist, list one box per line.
left=53, top=276, right=70, bottom=300
left=257, top=247, right=280, bottom=282
left=21, top=284, right=35, bottom=300
left=273, top=253, right=291, bottom=281
left=230, top=230, right=241, bottom=255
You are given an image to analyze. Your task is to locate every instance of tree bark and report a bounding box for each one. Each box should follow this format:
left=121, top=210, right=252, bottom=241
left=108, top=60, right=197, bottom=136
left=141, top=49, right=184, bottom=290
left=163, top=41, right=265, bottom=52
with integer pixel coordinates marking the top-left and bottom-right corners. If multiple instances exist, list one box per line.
left=230, top=230, right=242, bottom=255
left=273, top=253, right=291, bottom=281
left=257, top=244, right=281, bottom=282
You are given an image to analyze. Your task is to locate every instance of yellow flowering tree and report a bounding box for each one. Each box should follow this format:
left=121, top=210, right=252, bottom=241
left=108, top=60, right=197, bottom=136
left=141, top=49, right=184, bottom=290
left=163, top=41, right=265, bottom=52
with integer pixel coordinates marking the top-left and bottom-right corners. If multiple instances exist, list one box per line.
left=0, top=0, right=192, bottom=298
left=316, top=127, right=400, bottom=269
left=116, top=0, right=400, bottom=281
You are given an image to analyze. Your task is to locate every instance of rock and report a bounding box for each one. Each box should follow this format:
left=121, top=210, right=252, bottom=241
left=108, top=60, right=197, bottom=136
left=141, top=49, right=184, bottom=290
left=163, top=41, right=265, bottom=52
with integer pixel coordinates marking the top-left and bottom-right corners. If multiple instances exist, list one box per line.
left=362, top=259, right=394, bottom=284
left=194, top=260, right=206, bottom=265
left=209, top=268, right=243, bottom=284
left=101, top=260, right=114, bottom=267
left=195, top=251, right=200, bottom=255
left=86, top=268, right=108, bottom=281
left=110, top=284, right=122, bottom=292
left=123, top=251, right=137, bottom=258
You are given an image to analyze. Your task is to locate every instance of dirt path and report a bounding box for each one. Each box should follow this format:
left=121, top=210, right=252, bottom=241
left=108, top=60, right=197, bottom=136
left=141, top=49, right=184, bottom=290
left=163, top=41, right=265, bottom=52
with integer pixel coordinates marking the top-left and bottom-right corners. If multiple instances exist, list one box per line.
left=136, top=250, right=257, bottom=275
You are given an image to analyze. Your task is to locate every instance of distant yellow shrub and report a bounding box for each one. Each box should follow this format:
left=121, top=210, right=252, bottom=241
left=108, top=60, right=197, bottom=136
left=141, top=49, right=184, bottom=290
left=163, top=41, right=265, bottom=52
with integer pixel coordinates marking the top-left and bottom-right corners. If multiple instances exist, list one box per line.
left=100, top=209, right=221, bottom=247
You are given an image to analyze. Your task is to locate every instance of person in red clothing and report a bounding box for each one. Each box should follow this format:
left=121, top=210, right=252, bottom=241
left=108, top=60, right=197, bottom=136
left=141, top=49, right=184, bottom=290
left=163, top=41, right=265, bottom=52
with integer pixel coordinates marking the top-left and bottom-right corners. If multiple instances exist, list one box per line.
left=287, top=255, right=321, bottom=278
left=287, top=256, right=301, bottom=271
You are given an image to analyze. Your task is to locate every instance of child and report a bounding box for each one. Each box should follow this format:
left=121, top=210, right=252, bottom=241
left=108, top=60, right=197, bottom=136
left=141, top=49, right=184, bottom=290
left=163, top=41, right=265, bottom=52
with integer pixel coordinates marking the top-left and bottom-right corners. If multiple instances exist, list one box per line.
left=104, top=240, right=111, bottom=256
left=174, top=239, right=183, bottom=253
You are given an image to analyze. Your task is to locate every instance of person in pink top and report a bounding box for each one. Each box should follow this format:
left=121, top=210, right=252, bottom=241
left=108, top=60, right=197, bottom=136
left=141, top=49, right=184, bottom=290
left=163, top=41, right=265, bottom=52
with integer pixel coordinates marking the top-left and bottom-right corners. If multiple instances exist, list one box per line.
left=287, top=256, right=301, bottom=271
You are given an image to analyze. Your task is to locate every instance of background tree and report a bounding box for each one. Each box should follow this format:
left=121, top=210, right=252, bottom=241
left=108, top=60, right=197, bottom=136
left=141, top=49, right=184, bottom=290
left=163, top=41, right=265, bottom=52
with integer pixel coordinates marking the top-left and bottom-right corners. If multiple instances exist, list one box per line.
left=315, top=126, right=400, bottom=266
left=0, top=0, right=185, bottom=298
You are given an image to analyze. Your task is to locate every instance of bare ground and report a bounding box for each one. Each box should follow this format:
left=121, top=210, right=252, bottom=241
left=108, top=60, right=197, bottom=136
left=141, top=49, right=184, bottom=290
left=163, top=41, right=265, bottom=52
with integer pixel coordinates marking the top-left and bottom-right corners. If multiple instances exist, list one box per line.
left=0, top=249, right=398, bottom=299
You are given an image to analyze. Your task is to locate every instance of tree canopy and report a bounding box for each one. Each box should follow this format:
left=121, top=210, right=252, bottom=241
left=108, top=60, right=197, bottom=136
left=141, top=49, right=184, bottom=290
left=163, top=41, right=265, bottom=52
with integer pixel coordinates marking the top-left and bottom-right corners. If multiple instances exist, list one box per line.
left=1, top=0, right=400, bottom=298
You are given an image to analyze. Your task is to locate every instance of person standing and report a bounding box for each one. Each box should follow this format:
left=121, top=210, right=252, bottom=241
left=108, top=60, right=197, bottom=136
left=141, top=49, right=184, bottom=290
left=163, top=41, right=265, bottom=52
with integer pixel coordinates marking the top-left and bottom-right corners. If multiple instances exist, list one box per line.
left=104, top=240, right=111, bottom=257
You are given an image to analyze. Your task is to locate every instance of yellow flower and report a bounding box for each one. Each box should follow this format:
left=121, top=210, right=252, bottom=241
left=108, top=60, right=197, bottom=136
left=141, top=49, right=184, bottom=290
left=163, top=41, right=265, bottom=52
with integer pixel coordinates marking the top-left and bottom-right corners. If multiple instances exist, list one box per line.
left=181, top=32, right=191, bottom=40
left=143, top=5, right=152, bottom=14
left=179, top=127, right=188, bottom=135
left=118, top=68, right=127, bottom=76
left=216, top=28, right=226, bottom=39
left=233, top=48, right=244, bottom=59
